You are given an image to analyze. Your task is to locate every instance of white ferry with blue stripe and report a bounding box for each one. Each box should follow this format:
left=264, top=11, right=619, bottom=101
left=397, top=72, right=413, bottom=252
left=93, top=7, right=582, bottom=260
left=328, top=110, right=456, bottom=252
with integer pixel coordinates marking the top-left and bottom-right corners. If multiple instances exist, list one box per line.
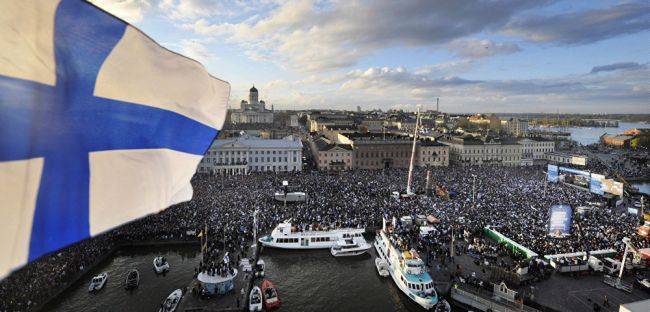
left=374, top=217, right=438, bottom=310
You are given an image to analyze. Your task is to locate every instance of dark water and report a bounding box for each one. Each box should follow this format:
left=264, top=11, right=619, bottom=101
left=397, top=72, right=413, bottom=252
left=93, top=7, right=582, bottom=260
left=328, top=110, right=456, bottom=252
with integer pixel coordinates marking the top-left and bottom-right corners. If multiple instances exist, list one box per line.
left=45, top=245, right=201, bottom=312
left=259, top=247, right=426, bottom=312
left=44, top=244, right=446, bottom=312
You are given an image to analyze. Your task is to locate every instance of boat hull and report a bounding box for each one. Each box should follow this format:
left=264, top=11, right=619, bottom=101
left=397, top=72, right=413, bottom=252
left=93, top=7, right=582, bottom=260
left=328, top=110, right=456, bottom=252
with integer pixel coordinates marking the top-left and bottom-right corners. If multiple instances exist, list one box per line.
left=374, top=238, right=437, bottom=310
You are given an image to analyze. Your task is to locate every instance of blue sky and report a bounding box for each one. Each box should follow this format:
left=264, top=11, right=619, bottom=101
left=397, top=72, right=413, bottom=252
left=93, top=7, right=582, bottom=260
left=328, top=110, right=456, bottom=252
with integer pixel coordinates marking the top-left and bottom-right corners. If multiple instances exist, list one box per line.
left=92, top=0, right=649, bottom=113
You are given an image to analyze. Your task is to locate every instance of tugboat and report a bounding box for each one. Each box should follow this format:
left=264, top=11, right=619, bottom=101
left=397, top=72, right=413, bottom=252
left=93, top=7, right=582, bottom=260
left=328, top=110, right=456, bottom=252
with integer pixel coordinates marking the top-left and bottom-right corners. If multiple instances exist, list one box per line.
left=153, top=256, right=170, bottom=274
left=262, top=279, right=281, bottom=310
left=330, top=237, right=371, bottom=257
left=124, top=269, right=140, bottom=290
left=374, top=217, right=438, bottom=309
left=88, top=272, right=108, bottom=292
left=249, top=286, right=263, bottom=312
left=259, top=220, right=364, bottom=250
left=158, top=289, right=182, bottom=312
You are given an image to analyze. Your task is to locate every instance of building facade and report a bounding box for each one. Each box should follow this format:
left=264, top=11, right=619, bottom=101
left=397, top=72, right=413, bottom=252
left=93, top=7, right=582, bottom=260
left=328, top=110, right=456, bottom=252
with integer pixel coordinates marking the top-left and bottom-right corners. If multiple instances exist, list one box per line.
left=348, top=133, right=412, bottom=169
left=229, top=86, right=274, bottom=124
left=417, top=140, right=449, bottom=167
left=504, top=118, right=529, bottom=137
left=311, top=137, right=354, bottom=171
left=197, top=135, right=302, bottom=175
left=441, top=137, right=522, bottom=166
left=519, top=138, right=555, bottom=161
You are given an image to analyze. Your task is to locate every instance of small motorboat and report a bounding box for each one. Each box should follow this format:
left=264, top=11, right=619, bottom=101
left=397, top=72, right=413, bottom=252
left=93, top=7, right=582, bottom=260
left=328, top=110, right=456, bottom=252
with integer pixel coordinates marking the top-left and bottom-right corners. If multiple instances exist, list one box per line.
left=124, top=269, right=139, bottom=289
left=158, top=289, right=182, bottom=312
left=330, top=237, right=371, bottom=257
left=262, top=279, right=281, bottom=310
left=153, top=256, right=170, bottom=274
left=88, top=272, right=108, bottom=292
left=255, top=259, right=265, bottom=278
left=375, top=258, right=389, bottom=277
left=434, top=298, right=451, bottom=312
left=249, top=286, right=263, bottom=312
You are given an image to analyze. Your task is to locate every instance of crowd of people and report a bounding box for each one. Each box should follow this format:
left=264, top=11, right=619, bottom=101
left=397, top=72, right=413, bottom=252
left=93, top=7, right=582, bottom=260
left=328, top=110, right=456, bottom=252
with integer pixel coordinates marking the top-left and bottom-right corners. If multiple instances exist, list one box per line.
left=1, top=165, right=646, bottom=311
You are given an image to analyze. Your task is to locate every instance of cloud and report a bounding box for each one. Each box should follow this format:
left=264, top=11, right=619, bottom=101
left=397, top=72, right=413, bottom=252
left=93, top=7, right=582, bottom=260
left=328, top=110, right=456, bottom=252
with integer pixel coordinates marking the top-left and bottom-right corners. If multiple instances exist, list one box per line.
left=326, top=64, right=649, bottom=112
left=447, top=39, right=521, bottom=59
left=590, top=62, right=647, bottom=74
left=506, top=2, right=650, bottom=45
left=90, top=0, right=151, bottom=24
left=174, top=39, right=217, bottom=64
left=158, top=0, right=246, bottom=20
left=184, top=0, right=549, bottom=71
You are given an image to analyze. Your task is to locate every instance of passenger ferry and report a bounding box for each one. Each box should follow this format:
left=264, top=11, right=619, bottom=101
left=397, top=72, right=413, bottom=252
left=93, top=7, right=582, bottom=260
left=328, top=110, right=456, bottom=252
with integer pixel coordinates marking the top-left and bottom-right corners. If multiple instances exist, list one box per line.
left=259, top=220, right=365, bottom=249
left=374, top=217, right=438, bottom=310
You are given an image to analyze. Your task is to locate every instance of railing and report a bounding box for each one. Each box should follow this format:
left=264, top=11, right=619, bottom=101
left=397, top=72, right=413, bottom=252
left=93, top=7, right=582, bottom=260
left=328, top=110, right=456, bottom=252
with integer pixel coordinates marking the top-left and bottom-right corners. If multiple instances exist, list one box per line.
left=451, top=285, right=540, bottom=312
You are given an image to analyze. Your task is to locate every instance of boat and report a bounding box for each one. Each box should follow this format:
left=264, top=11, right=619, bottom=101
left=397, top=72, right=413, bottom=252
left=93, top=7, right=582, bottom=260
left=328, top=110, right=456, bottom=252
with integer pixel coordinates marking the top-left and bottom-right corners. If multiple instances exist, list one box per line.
left=88, top=272, right=107, bottom=292
left=255, top=259, right=265, bottom=278
left=434, top=298, right=451, bottom=312
left=153, top=256, right=170, bottom=274
left=124, top=269, right=140, bottom=290
left=375, top=258, right=389, bottom=277
left=259, top=220, right=365, bottom=249
left=274, top=191, right=307, bottom=203
left=262, top=279, right=281, bottom=310
left=158, top=289, right=182, bottom=312
left=374, top=217, right=438, bottom=310
left=249, top=286, right=263, bottom=312
left=330, top=237, right=371, bottom=257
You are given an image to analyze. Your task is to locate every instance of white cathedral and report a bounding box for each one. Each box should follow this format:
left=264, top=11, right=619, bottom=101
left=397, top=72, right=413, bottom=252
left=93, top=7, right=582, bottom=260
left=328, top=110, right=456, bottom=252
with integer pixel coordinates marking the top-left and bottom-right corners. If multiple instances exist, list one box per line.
left=229, top=85, right=274, bottom=124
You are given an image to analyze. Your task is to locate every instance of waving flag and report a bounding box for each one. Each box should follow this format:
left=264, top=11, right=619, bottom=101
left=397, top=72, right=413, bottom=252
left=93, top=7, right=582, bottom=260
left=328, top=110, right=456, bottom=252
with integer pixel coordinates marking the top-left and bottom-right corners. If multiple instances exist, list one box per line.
left=0, top=0, right=229, bottom=278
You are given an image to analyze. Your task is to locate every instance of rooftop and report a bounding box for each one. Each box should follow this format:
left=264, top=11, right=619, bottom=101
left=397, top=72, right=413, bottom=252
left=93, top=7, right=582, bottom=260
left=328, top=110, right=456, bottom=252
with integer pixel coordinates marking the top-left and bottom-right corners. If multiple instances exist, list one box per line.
left=210, top=135, right=302, bottom=149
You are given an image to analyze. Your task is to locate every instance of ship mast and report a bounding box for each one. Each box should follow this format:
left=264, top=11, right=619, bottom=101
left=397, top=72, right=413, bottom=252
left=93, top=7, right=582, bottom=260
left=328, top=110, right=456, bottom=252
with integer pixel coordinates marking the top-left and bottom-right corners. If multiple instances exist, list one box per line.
left=406, top=108, right=420, bottom=195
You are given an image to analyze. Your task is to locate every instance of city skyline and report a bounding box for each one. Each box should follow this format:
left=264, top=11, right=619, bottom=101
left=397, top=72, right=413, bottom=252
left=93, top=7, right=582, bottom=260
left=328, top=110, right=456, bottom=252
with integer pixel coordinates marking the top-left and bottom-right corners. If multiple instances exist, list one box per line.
left=92, top=0, right=649, bottom=113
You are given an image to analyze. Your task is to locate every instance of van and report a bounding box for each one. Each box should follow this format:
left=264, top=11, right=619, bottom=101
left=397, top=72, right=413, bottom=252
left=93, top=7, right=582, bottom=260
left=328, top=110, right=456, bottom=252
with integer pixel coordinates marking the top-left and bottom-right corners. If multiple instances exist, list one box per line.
left=588, top=256, right=603, bottom=272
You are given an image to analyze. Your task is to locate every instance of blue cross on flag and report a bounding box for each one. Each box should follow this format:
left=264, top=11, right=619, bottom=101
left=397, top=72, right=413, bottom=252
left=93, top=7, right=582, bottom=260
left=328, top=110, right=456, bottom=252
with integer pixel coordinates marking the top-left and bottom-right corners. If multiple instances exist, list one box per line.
left=0, top=0, right=230, bottom=278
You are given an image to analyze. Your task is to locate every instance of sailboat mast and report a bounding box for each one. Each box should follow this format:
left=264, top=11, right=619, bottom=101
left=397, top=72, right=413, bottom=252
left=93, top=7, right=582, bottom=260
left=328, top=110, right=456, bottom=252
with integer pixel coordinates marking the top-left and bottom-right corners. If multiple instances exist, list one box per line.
left=406, top=108, right=420, bottom=194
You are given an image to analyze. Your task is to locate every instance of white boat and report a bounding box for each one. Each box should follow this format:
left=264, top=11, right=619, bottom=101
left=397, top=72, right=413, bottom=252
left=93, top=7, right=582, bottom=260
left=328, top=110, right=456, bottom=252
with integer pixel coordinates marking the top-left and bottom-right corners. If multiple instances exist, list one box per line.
left=249, top=286, right=263, bottom=312
left=375, top=258, right=389, bottom=277
left=124, top=269, right=139, bottom=290
left=434, top=298, right=451, bottom=312
left=88, top=272, right=107, bottom=292
left=258, top=220, right=365, bottom=250
left=255, top=259, right=265, bottom=278
left=153, top=256, right=170, bottom=274
left=330, top=237, right=371, bottom=257
left=274, top=191, right=307, bottom=203
left=158, top=289, right=182, bottom=312
left=375, top=217, right=438, bottom=310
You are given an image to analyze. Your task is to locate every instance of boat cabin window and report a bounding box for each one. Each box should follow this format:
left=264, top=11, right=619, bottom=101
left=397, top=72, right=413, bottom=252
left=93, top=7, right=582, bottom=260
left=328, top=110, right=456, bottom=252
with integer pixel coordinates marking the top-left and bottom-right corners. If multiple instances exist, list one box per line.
left=276, top=238, right=298, bottom=243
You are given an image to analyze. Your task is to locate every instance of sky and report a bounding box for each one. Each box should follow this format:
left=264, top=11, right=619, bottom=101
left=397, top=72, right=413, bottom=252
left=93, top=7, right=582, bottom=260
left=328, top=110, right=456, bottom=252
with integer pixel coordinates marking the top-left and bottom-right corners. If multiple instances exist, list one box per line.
left=91, top=0, right=650, bottom=113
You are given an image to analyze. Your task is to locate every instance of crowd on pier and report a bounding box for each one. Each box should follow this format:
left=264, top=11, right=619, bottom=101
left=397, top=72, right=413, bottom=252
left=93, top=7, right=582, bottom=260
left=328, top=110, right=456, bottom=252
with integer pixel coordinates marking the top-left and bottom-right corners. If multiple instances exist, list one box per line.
left=1, top=165, right=646, bottom=311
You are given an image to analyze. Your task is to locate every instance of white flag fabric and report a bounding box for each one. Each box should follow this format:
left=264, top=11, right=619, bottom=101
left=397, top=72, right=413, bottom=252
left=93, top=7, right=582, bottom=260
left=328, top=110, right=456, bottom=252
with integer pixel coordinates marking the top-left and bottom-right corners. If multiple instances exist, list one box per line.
left=0, top=0, right=230, bottom=278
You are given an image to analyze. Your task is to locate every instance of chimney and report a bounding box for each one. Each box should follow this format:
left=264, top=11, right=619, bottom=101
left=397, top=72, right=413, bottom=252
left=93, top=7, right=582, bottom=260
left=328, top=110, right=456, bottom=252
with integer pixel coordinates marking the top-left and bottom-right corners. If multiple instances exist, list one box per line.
left=436, top=98, right=439, bottom=112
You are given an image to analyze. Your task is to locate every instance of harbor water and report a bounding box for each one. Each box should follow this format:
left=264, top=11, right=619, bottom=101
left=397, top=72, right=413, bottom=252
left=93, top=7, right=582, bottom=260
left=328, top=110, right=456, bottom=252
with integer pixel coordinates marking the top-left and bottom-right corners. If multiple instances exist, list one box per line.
left=541, top=121, right=647, bottom=146
left=44, top=243, right=446, bottom=312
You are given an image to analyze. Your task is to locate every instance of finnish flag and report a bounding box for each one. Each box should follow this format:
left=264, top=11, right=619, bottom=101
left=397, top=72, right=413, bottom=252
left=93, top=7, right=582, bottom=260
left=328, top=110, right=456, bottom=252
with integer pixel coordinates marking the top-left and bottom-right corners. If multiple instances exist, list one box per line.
left=0, top=0, right=230, bottom=278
